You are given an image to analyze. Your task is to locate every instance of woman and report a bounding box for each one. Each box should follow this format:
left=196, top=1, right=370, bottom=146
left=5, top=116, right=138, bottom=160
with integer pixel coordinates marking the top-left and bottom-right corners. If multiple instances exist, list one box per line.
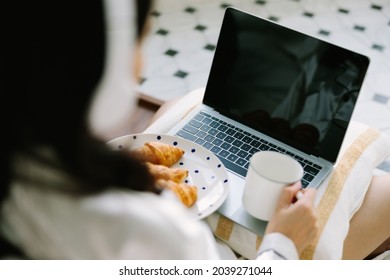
left=0, top=0, right=384, bottom=260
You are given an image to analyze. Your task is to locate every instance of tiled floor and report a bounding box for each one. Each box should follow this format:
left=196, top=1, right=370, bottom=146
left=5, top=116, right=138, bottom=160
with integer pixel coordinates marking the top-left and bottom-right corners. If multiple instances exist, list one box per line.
left=138, top=0, right=390, bottom=168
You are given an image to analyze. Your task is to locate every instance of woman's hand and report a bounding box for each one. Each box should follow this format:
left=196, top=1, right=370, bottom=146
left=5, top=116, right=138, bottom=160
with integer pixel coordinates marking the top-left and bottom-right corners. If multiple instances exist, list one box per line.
left=265, top=182, right=318, bottom=254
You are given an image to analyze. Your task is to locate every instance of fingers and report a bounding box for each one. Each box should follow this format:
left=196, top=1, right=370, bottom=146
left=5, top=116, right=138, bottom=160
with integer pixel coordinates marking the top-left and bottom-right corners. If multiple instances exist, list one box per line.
left=275, top=181, right=302, bottom=210
left=297, top=187, right=316, bottom=207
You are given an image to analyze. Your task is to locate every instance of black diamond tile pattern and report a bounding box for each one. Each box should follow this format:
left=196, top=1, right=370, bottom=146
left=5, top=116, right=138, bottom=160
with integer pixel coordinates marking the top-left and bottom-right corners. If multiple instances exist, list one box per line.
left=156, top=29, right=169, bottom=36
left=268, top=16, right=279, bottom=22
left=338, top=8, right=349, bottom=14
left=195, top=24, right=207, bottom=32
left=371, top=4, right=382, bottom=11
left=372, top=44, right=385, bottom=52
left=318, top=29, right=331, bottom=36
left=303, top=11, right=314, bottom=18
left=204, top=44, right=216, bottom=51
left=184, top=7, right=196, bottom=13
left=373, top=93, right=389, bottom=104
left=165, top=49, right=178, bottom=56
left=174, top=70, right=188, bottom=79
left=220, top=3, right=231, bottom=9
left=354, top=25, right=366, bottom=32
left=256, top=0, right=267, bottom=5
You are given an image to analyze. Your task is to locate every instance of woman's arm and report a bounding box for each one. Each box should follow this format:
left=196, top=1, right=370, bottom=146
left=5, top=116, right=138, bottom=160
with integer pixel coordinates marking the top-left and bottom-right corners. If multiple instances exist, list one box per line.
left=257, top=182, right=318, bottom=259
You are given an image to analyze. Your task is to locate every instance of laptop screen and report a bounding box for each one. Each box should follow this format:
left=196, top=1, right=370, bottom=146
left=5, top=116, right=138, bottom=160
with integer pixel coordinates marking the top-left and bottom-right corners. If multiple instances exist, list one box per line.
left=204, top=7, right=370, bottom=163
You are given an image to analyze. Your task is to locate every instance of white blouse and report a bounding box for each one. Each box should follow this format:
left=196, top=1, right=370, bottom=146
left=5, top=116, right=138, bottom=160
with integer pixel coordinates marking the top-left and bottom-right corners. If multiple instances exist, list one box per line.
left=0, top=154, right=297, bottom=260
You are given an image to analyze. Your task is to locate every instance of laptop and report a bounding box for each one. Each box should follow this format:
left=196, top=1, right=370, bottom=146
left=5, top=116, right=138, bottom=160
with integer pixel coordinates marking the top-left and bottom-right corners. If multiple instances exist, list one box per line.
left=169, top=7, right=370, bottom=235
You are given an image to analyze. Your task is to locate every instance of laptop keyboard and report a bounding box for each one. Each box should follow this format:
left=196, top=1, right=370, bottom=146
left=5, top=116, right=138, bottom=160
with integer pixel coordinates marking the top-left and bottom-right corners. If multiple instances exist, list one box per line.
left=175, top=111, right=322, bottom=188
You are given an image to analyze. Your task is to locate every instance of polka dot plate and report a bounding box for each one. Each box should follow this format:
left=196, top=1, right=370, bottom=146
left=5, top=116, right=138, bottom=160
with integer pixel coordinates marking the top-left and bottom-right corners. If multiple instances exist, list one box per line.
left=107, top=133, right=230, bottom=219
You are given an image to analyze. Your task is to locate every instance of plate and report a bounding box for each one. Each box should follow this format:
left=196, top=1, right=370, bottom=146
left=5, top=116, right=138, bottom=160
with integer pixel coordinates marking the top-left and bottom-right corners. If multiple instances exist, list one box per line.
left=107, top=133, right=230, bottom=219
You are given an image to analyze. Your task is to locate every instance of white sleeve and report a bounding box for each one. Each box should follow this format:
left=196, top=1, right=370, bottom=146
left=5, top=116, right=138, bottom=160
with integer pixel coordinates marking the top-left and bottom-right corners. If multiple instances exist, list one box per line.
left=1, top=186, right=221, bottom=260
left=81, top=191, right=222, bottom=260
left=256, top=233, right=299, bottom=260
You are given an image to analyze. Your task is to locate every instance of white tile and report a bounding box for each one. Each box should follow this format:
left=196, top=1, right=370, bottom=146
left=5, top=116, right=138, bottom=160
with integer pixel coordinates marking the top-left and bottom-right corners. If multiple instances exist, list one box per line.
left=352, top=100, right=390, bottom=129
left=187, top=71, right=210, bottom=91
left=176, top=49, right=213, bottom=73
left=139, top=76, right=189, bottom=101
left=169, top=30, right=208, bottom=52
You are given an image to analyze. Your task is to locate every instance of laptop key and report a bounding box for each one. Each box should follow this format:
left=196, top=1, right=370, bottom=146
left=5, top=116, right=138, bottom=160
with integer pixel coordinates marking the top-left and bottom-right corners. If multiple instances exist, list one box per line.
left=216, top=155, right=247, bottom=177
left=212, top=139, right=223, bottom=146
left=183, top=124, right=199, bottom=135
left=237, top=150, right=248, bottom=158
left=210, top=121, right=220, bottom=128
left=216, top=132, right=227, bottom=139
left=196, top=131, right=207, bottom=138
left=227, top=154, right=239, bottom=162
left=304, top=165, right=320, bottom=176
left=202, top=118, right=213, bottom=125
left=236, top=158, right=247, bottom=166
left=204, top=135, right=215, bottom=142
left=228, top=146, right=239, bottom=154
left=200, top=125, right=211, bottom=132
left=220, top=142, right=231, bottom=150
left=193, top=114, right=204, bottom=122
left=195, top=138, right=205, bottom=145
left=209, top=128, right=218, bottom=136
left=203, top=142, right=213, bottom=150
left=303, top=173, right=314, bottom=182
left=188, top=119, right=203, bottom=128
left=241, top=143, right=251, bottom=151
left=176, top=130, right=197, bottom=141
left=301, top=180, right=309, bottom=188
left=242, top=136, right=252, bottom=143
left=294, top=155, right=304, bottom=162
left=218, top=150, right=230, bottom=158
left=224, top=136, right=234, bottom=143
left=211, top=146, right=222, bottom=154
left=218, top=125, right=228, bottom=132
left=199, top=111, right=210, bottom=118
left=251, top=140, right=261, bottom=148
left=313, top=163, right=322, bottom=170
left=232, top=139, right=243, bottom=147
left=259, top=144, right=269, bottom=151
left=234, top=132, right=244, bottom=140
left=226, top=128, right=235, bottom=135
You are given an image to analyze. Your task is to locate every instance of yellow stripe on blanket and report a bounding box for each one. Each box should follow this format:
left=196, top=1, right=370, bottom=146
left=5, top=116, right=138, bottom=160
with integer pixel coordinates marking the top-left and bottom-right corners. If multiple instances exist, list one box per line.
left=300, top=128, right=380, bottom=260
left=215, top=215, right=234, bottom=241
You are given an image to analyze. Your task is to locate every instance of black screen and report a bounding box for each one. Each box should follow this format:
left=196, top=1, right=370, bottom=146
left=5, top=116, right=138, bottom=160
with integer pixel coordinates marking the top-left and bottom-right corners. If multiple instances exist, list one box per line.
left=204, top=8, right=370, bottom=163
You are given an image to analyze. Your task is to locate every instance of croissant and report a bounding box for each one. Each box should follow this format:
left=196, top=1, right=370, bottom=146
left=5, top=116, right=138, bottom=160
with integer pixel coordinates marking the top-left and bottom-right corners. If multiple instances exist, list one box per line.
left=156, top=179, right=197, bottom=207
left=131, top=142, right=185, bottom=167
left=146, top=162, right=188, bottom=183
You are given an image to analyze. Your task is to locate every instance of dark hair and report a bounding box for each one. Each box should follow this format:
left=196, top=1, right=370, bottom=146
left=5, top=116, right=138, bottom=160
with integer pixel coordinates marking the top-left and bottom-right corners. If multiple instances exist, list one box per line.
left=1, top=0, right=156, bottom=257
left=136, top=0, right=154, bottom=39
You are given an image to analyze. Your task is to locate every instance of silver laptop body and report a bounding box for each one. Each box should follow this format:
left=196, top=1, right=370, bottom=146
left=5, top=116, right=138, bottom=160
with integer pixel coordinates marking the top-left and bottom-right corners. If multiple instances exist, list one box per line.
left=169, top=7, right=370, bottom=235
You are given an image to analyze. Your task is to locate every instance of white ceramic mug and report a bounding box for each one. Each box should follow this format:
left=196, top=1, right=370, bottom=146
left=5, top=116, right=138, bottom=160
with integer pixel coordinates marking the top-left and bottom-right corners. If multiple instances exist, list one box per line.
left=242, top=151, right=304, bottom=221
